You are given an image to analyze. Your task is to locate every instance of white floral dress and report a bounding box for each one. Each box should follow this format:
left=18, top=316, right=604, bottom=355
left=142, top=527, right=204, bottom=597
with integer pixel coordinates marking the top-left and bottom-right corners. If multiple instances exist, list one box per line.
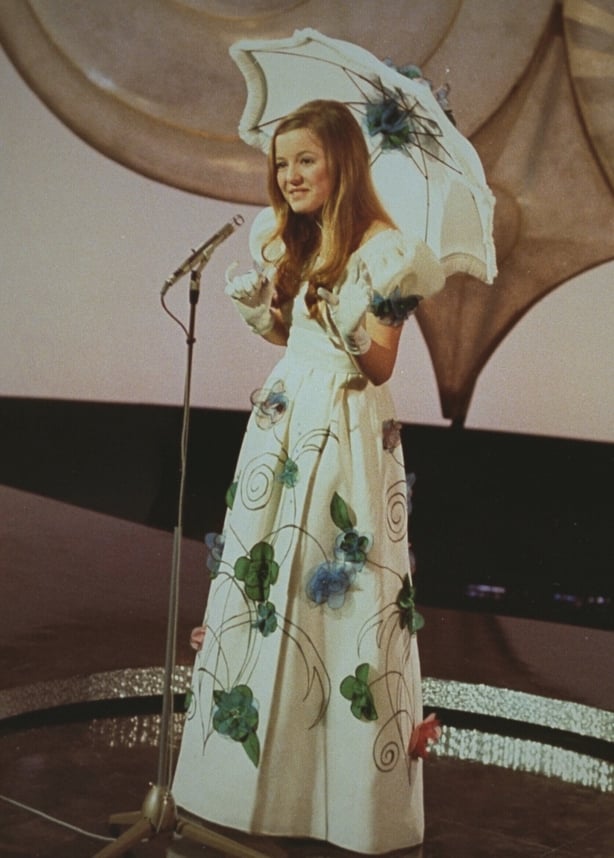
left=172, top=211, right=444, bottom=855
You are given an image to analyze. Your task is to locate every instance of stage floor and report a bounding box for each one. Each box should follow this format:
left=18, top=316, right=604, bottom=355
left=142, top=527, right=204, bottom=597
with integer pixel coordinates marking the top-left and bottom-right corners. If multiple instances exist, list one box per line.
left=0, top=486, right=612, bottom=857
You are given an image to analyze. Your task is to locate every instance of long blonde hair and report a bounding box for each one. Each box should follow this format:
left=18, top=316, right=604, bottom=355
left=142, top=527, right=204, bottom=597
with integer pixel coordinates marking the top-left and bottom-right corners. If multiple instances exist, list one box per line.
left=263, top=100, right=394, bottom=313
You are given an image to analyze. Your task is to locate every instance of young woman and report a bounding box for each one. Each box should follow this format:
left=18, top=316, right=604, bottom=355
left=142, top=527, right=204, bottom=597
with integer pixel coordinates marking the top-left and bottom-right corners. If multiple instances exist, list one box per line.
left=172, top=100, right=444, bottom=855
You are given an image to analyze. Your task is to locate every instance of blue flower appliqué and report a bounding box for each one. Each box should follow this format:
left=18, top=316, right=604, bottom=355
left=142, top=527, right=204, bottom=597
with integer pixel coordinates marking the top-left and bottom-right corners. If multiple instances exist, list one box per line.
left=212, top=685, right=260, bottom=767
left=382, top=419, right=402, bottom=452
left=306, top=561, right=357, bottom=610
left=277, top=457, right=299, bottom=487
left=364, top=79, right=444, bottom=158
left=366, top=98, right=416, bottom=150
left=205, top=532, right=225, bottom=578
left=406, top=471, right=416, bottom=516
left=370, top=288, right=422, bottom=326
left=383, top=60, right=425, bottom=81
left=334, top=528, right=373, bottom=570
left=254, top=600, right=278, bottom=637
left=250, top=380, right=288, bottom=429
left=383, top=58, right=457, bottom=126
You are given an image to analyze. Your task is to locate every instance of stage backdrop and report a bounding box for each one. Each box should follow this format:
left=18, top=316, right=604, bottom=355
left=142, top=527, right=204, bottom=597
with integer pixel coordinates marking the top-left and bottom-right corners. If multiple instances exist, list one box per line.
left=1, top=47, right=613, bottom=444
left=1, top=43, right=612, bottom=633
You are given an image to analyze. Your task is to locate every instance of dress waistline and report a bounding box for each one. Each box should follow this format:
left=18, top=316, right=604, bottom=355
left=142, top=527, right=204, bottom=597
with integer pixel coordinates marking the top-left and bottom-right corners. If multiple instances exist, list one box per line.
left=284, top=327, right=362, bottom=375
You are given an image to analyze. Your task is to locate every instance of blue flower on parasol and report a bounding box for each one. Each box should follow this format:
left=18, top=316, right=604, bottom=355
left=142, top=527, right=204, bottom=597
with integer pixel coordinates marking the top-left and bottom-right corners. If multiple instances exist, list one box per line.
left=366, top=96, right=420, bottom=151
left=363, top=80, right=445, bottom=168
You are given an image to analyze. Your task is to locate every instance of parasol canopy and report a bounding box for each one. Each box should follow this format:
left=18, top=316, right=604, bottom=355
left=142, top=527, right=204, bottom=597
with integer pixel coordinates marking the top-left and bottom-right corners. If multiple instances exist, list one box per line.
left=230, top=27, right=497, bottom=285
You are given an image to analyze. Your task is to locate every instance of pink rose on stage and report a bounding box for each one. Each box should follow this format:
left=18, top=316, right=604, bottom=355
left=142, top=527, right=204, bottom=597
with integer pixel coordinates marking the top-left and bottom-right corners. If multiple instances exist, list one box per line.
left=408, top=712, right=442, bottom=759
left=190, top=626, right=207, bottom=652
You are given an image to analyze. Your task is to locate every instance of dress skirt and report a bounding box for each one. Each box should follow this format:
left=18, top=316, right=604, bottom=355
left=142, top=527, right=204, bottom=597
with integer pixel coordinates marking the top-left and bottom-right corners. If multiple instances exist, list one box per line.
left=172, top=306, right=424, bottom=854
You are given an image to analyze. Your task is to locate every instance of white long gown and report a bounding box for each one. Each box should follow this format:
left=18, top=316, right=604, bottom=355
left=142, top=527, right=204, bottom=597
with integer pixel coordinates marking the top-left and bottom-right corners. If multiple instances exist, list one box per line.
left=172, top=219, right=443, bottom=854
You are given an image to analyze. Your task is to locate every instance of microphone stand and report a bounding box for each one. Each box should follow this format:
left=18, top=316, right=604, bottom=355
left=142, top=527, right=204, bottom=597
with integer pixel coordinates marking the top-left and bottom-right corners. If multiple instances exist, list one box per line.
left=93, top=261, right=268, bottom=858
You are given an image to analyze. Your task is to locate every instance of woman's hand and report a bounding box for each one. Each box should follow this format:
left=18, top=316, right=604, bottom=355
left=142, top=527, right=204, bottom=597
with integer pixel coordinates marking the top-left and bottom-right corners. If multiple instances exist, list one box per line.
left=225, top=263, right=275, bottom=335
left=319, top=263, right=403, bottom=385
left=317, top=265, right=372, bottom=354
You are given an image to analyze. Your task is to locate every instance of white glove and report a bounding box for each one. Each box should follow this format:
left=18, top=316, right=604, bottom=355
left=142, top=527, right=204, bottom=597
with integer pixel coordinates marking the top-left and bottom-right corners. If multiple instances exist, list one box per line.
left=317, top=267, right=372, bottom=355
left=225, top=263, right=274, bottom=335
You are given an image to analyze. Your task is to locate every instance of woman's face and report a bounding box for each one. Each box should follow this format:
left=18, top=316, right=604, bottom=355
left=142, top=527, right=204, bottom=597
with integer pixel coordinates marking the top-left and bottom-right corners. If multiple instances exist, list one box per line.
left=274, top=127, right=333, bottom=216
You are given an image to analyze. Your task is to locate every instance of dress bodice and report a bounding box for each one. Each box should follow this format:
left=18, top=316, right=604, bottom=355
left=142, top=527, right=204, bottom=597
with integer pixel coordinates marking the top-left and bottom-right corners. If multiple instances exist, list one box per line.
left=284, top=282, right=357, bottom=374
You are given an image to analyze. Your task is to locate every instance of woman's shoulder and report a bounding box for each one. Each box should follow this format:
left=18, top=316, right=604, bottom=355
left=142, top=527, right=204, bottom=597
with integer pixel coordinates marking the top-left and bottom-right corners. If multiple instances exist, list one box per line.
left=249, top=207, right=283, bottom=263
left=249, top=207, right=276, bottom=247
left=354, top=221, right=405, bottom=261
left=358, top=220, right=398, bottom=249
left=353, top=224, right=446, bottom=300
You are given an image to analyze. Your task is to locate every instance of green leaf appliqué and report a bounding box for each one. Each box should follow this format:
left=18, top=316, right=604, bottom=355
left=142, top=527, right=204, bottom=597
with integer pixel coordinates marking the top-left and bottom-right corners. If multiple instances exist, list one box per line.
left=330, top=492, right=355, bottom=532
left=340, top=663, right=378, bottom=722
left=225, top=480, right=238, bottom=510
left=396, top=574, right=425, bottom=634
left=277, top=457, right=299, bottom=488
left=255, top=601, right=278, bottom=637
left=234, top=542, right=280, bottom=602
left=212, top=684, right=261, bottom=767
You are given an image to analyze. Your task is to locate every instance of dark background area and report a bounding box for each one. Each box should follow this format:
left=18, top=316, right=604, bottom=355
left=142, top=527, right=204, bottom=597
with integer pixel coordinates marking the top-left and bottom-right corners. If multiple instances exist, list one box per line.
left=1, top=396, right=612, bottom=630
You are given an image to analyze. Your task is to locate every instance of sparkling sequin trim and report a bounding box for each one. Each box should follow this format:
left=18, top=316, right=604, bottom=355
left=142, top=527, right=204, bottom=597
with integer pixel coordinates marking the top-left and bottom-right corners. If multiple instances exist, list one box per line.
left=1, top=669, right=612, bottom=793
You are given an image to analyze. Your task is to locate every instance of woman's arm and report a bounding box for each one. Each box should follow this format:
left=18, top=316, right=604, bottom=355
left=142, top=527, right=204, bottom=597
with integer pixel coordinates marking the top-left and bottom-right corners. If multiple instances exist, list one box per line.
left=261, top=309, right=289, bottom=346
left=353, top=315, right=403, bottom=386
left=317, top=277, right=403, bottom=385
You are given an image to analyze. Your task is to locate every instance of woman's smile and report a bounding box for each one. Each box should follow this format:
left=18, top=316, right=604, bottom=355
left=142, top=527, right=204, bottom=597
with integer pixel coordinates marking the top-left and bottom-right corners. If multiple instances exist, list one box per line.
left=275, top=127, right=333, bottom=215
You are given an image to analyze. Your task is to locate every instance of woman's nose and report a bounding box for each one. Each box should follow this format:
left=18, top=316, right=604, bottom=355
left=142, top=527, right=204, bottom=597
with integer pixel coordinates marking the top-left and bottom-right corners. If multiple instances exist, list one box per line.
left=287, top=163, right=302, bottom=183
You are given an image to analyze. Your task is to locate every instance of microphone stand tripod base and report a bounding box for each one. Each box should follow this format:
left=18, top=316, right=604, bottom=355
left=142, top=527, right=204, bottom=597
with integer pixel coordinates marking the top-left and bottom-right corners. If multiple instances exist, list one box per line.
left=93, top=784, right=175, bottom=857
left=94, top=784, right=271, bottom=858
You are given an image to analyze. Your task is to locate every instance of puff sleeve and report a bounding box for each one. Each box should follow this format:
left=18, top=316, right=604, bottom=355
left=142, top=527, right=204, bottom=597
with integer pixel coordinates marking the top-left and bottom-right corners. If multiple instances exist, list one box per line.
left=360, top=231, right=446, bottom=326
left=248, top=207, right=283, bottom=268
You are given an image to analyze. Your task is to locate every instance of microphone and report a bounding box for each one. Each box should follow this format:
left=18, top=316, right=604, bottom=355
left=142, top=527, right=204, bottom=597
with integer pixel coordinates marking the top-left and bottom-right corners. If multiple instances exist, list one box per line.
left=161, top=214, right=244, bottom=295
